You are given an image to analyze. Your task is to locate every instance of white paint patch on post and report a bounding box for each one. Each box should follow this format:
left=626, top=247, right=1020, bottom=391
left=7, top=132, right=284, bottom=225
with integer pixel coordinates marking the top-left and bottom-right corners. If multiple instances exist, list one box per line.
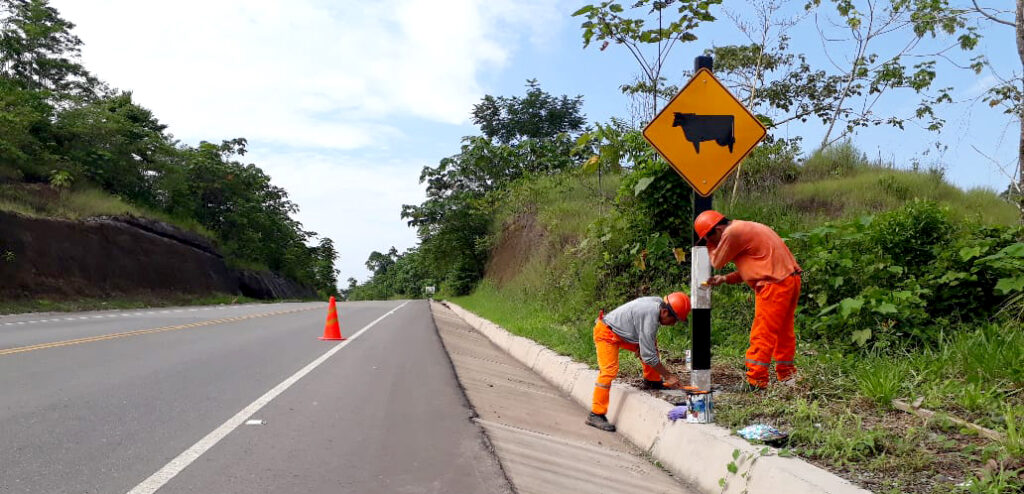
left=125, top=300, right=411, bottom=494
left=690, top=245, right=712, bottom=392
left=690, top=246, right=712, bottom=309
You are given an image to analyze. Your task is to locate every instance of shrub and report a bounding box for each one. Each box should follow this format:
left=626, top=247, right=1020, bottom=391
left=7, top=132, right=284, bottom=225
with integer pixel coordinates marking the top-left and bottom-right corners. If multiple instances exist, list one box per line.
left=791, top=200, right=1023, bottom=349
left=727, top=137, right=801, bottom=193
left=800, top=141, right=869, bottom=180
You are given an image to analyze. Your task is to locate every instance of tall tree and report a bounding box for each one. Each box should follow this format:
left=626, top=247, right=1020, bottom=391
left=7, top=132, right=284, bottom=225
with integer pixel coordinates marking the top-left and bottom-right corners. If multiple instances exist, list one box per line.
left=807, top=0, right=982, bottom=147
left=573, top=0, right=722, bottom=120
left=54, top=91, right=173, bottom=205
left=471, top=79, right=586, bottom=144
left=966, top=0, right=1022, bottom=195
left=399, top=87, right=588, bottom=295
left=0, top=0, right=94, bottom=95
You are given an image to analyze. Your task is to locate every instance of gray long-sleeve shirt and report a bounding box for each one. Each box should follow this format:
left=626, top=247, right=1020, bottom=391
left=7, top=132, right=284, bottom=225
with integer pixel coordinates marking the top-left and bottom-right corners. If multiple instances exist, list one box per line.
left=602, top=296, right=662, bottom=366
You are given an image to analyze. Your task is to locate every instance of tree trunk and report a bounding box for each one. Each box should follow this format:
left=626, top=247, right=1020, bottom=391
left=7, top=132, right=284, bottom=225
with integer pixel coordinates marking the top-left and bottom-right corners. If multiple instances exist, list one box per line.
left=1017, top=0, right=1023, bottom=193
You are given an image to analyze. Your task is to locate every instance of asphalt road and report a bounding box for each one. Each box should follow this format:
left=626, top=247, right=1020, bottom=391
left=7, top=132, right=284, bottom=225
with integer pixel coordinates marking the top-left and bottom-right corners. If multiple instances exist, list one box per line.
left=0, top=300, right=510, bottom=493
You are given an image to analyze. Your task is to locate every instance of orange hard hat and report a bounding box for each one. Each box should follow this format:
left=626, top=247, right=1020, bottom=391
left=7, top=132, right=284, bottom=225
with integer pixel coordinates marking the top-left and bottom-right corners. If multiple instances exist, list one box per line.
left=663, top=292, right=691, bottom=322
left=694, top=210, right=726, bottom=240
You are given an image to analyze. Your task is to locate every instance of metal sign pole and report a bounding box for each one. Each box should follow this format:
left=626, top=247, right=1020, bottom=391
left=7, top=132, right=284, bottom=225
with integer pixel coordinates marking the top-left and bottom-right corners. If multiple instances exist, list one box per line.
left=690, top=55, right=714, bottom=392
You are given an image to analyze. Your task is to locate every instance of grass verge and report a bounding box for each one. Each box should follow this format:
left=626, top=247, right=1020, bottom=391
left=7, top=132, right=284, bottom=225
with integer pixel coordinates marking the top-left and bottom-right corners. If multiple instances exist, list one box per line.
left=452, top=286, right=1024, bottom=493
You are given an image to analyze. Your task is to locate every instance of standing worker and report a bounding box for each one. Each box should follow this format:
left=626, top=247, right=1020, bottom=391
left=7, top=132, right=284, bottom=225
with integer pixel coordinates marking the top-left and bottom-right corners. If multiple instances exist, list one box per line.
left=695, top=211, right=801, bottom=391
left=587, top=293, right=691, bottom=432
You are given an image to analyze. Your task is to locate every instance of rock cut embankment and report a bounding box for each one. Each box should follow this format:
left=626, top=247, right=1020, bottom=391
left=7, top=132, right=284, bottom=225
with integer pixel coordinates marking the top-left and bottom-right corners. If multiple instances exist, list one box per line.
left=0, top=211, right=316, bottom=300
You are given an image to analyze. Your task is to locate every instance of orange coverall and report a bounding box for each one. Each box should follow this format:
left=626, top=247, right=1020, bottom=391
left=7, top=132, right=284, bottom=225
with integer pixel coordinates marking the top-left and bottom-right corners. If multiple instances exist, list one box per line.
left=710, top=220, right=801, bottom=388
left=591, top=318, right=661, bottom=416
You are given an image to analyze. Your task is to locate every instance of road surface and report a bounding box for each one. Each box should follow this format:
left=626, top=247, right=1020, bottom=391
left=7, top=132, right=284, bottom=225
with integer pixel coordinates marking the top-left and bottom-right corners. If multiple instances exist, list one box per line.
left=0, top=300, right=510, bottom=493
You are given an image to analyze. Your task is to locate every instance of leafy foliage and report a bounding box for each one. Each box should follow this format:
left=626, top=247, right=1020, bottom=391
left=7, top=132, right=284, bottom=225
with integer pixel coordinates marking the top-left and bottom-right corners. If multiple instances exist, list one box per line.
left=351, top=83, right=588, bottom=298
left=573, top=0, right=722, bottom=119
left=471, top=79, right=585, bottom=145
left=0, top=0, right=338, bottom=296
left=0, top=0, right=96, bottom=95
left=791, top=200, right=1023, bottom=349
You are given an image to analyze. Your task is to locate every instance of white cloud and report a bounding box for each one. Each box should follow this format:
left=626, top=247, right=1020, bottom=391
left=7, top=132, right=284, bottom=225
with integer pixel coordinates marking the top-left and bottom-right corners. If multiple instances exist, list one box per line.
left=52, top=0, right=563, bottom=147
left=249, top=150, right=425, bottom=283
left=48, top=0, right=567, bottom=284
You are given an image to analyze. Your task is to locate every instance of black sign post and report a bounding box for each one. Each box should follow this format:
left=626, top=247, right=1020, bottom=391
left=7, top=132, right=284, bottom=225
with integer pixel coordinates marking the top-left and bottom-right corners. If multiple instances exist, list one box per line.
left=690, top=55, right=714, bottom=392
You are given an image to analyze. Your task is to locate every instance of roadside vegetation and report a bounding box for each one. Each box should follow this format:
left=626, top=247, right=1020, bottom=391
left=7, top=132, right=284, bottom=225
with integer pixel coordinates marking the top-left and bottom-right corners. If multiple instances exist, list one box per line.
left=451, top=154, right=1024, bottom=491
left=0, top=0, right=338, bottom=296
left=352, top=82, right=1024, bottom=494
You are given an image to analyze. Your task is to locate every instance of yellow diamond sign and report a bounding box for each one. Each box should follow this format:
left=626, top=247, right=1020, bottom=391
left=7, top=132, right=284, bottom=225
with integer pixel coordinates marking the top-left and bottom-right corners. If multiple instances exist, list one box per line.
left=643, top=68, right=767, bottom=197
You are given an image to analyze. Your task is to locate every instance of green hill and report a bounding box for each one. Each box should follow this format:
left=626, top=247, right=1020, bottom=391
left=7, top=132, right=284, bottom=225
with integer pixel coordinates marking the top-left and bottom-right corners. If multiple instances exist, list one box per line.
left=450, top=146, right=1023, bottom=492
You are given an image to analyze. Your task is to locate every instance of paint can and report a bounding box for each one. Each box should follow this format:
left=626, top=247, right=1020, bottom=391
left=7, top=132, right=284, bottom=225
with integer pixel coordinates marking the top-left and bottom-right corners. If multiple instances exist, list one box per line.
left=685, top=388, right=714, bottom=424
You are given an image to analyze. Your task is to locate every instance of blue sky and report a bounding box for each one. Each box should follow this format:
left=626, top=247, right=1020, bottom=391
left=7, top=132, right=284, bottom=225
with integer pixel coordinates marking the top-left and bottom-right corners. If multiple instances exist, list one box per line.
left=49, top=0, right=1019, bottom=284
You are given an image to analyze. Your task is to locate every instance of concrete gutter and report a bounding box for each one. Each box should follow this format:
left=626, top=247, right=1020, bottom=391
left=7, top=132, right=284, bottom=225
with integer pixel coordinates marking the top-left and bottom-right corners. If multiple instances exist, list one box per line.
left=444, top=301, right=872, bottom=494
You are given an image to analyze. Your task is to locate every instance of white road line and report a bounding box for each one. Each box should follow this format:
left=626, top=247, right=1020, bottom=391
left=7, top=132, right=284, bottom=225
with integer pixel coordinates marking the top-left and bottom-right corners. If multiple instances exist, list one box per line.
left=126, top=300, right=411, bottom=494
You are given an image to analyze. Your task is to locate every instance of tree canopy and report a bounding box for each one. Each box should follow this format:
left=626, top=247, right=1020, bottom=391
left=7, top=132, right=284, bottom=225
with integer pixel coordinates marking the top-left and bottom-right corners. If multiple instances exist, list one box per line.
left=0, top=0, right=338, bottom=295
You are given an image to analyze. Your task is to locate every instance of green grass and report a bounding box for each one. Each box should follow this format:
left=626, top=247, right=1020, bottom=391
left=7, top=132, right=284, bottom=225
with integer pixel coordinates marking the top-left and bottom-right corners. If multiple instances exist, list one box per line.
left=452, top=155, right=1023, bottom=491
left=800, top=141, right=873, bottom=180
left=0, top=293, right=271, bottom=315
left=787, top=169, right=1019, bottom=225
left=495, top=171, right=621, bottom=242
left=0, top=183, right=215, bottom=239
left=855, top=356, right=911, bottom=406
left=454, top=282, right=598, bottom=366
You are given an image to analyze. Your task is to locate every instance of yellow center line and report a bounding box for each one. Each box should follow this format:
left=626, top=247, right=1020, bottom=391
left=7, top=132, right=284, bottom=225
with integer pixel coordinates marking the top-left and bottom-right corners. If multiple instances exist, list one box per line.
left=0, top=307, right=320, bottom=356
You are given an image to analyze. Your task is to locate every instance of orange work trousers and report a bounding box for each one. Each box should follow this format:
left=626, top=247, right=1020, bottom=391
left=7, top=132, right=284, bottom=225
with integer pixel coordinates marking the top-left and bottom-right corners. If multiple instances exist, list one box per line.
left=592, top=319, right=661, bottom=415
left=745, top=274, right=801, bottom=388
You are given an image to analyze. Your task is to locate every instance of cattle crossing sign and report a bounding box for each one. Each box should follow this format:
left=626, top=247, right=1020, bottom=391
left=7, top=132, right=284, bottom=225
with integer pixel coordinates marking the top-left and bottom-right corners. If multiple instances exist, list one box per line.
left=643, top=67, right=767, bottom=197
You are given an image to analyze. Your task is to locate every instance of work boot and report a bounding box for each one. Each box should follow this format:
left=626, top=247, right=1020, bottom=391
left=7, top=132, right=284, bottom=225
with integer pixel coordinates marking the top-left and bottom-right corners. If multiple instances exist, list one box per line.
left=640, top=379, right=666, bottom=390
left=731, top=381, right=766, bottom=393
left=586, top=412, right=616, bottom=432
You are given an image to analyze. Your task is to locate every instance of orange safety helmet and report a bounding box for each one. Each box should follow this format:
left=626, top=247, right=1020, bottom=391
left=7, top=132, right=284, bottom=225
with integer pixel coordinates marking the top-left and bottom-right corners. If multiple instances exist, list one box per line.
left=694, top=210, right=726, bottom=240
left=663, top=292, right=691, bottom=322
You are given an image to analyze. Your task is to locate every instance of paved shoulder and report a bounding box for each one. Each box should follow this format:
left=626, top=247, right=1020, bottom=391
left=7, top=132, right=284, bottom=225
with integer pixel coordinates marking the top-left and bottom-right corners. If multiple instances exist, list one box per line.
left=431, top=301, right=696, bottom=494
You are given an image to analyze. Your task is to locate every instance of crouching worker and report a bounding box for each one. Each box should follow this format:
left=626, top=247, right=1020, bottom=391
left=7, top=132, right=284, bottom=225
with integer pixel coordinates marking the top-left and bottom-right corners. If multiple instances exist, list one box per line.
left=586, top=293, right=691, bottom=432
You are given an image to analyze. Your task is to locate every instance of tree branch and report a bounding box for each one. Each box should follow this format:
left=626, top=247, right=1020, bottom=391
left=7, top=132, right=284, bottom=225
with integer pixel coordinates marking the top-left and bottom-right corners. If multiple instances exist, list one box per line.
left=972, top=0, right=1015, bottom=26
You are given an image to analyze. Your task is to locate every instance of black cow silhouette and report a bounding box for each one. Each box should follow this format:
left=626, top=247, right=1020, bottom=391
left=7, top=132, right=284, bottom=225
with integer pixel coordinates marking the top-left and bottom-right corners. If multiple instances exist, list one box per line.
left=672, top=112, right=735, bottom=153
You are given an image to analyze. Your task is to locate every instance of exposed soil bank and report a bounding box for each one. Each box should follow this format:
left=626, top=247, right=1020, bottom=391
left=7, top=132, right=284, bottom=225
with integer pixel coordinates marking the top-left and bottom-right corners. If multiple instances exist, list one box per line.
left=0, top=211, right=315, bottom=300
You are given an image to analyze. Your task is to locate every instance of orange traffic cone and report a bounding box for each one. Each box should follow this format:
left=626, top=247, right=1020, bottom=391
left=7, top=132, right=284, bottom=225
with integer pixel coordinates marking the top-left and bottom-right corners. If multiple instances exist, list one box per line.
left=319, top=296, right=345, bottom=340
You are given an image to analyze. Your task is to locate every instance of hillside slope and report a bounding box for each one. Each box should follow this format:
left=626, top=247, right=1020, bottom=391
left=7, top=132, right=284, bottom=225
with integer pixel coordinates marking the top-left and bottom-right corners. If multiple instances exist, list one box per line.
left=453, top=154, right=1023, bottom=493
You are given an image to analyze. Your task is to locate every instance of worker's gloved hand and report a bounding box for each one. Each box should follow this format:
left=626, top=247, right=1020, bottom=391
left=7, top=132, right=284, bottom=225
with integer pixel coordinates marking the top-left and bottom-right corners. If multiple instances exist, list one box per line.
left=662, top=373, right=682, bottom=389
left=667, top=405, right=688, bottom=421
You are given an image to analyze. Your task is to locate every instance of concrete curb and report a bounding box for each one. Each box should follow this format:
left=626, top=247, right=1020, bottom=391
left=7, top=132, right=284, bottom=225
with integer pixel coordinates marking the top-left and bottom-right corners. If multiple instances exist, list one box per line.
left=443, top=301, right=872, bottom=494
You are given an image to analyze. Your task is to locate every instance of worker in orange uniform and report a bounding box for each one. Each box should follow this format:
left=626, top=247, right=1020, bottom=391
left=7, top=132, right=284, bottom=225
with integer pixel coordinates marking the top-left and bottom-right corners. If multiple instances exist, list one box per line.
left=587, top=292, right=691, bottom=432
left=695, top=210, right=801, bottom=391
